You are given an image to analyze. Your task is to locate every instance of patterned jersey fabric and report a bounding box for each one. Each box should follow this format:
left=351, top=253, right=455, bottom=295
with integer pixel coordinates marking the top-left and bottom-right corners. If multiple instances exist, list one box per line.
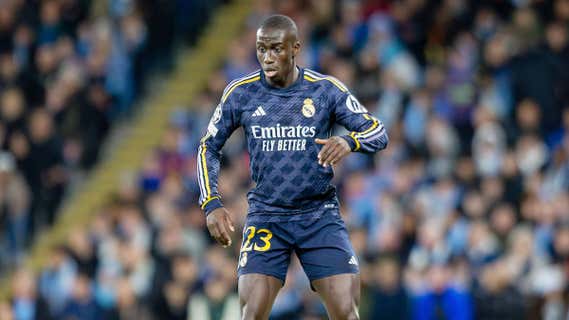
left=198, top=67, right=389, bottom=215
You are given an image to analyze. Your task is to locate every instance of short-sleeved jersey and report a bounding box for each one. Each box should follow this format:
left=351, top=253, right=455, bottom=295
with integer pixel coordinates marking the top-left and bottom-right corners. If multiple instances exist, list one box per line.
left=198, top=67, right=388, bottom=215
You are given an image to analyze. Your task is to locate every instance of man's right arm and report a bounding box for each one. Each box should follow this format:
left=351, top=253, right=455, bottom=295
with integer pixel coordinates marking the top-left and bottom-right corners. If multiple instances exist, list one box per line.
left=197, top=96, right=239, bottom=215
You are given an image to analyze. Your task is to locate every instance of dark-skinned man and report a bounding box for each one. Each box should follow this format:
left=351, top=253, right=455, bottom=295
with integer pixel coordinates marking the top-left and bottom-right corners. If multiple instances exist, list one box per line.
left=197, top=15, right=388, bottom=320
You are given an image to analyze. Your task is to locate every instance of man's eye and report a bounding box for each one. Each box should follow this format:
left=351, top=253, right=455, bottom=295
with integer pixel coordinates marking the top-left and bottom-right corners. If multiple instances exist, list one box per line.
left=275, top=47, right=282, bottom=53
left=258, top=47, right=266, bottom=53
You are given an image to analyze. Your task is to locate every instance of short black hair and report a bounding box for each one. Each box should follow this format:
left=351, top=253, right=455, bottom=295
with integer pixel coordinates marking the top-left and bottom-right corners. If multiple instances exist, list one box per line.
left=259, top=14, right=298, bottom=38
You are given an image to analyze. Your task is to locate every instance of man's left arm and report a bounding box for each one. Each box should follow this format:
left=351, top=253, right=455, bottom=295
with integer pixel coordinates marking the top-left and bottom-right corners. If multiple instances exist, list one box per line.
left=317, top=91, right=388, bottom=167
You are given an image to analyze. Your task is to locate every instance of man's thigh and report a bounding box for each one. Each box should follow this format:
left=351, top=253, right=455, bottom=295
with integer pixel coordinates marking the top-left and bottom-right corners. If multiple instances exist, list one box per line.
left=295, top=209, right=359, bottom=282
left=237, top=215, right=293, bottom=283
left=237, top=215, right=294, bottom=319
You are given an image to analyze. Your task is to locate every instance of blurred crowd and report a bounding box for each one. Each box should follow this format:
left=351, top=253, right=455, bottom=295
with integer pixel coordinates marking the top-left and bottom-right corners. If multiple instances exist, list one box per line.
left=4, top=0, right=569, bottom=319
left=0, top=0, right=221, bottom=272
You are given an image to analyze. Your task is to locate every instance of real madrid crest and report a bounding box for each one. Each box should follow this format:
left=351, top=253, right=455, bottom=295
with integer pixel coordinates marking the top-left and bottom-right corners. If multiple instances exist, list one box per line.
left=302, top=98, right=315, bottom=118
left=239, top=252, right=248, bottom=267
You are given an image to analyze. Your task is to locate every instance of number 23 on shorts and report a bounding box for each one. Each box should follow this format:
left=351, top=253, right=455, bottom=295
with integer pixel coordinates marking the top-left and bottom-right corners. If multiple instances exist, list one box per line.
left=241, top=226, right=273, bottom=252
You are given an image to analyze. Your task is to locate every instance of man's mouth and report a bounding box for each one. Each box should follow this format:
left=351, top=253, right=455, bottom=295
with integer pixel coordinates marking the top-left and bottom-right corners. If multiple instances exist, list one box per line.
left=264, top=69, right=278, bottom=78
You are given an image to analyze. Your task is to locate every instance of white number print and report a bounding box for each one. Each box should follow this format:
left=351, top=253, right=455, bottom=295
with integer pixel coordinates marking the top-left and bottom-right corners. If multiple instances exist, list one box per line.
left=345, top=94, right=368, bottom=114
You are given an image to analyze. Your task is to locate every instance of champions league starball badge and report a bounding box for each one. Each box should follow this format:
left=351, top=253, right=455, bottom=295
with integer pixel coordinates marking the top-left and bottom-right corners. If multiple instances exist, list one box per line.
left=302, top=98, right=315, bottom=118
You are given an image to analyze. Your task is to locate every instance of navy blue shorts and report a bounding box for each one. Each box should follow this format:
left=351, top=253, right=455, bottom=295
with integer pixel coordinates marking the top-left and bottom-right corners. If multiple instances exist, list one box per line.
left=237, top=207, right=359, bottom=283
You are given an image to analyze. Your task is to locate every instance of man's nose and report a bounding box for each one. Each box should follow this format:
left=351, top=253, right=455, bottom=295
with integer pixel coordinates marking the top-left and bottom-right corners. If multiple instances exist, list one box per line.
left=263, top=51, right=275, bottom=64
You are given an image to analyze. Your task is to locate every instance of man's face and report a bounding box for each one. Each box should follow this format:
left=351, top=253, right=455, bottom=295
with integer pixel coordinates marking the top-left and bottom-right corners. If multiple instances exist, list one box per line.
left=256, top=27, right=299, bottom=84
left=546, top=23, right=568, bottom=52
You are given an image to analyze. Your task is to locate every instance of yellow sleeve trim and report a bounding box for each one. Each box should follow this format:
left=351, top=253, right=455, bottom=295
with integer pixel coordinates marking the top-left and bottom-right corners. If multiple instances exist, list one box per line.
left=199, top=141, right=212, bottom=198
left=326, top=77, right=348, bottom=92
left=348, top=133, right=361, bottom=151
left=304, top=75, right=317, bottom=82
left=354, top=114, right=379, bottom=137
left=221, top=76, right=260, bottom=103
left=201, top=196, right=221, bottom=209
left=303, top=74, right=347, bottom=92
left=349, top=114, right=380, bottom=151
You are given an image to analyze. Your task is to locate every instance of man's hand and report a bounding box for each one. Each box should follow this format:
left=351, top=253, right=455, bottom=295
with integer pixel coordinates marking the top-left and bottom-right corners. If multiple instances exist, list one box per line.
left=206, top=207, right=235, bottom=248
left=315, top=136, right=351, bottom=167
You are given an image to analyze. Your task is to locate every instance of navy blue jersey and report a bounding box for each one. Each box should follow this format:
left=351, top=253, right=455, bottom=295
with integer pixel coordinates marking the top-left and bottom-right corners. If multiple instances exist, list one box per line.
left=197, top=67, right=388, bottom=215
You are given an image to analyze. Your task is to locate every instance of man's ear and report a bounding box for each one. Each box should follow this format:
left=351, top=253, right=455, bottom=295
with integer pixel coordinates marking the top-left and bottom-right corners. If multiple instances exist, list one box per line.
left=293, top=40, right=300, bottom=58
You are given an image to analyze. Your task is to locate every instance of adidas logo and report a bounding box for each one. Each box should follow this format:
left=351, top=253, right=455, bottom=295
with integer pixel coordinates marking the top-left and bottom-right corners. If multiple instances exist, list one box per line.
left=252, top=106, right=266, bottom=117
left=348, top=256, right=358, bottom=266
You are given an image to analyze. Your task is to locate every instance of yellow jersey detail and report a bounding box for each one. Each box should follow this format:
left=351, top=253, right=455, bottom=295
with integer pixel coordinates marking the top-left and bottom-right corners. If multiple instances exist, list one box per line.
left=200, top=196, right=220, bottom=209
left=221, top=76, right=260, bottom=103
left=303, top=73, right=347, bottom=92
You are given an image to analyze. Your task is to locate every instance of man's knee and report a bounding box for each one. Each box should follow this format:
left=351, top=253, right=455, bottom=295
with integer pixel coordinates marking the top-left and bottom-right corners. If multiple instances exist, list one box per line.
left=334, top=299, right=359, bottom=320
left=312, top=273, right=360, bottom=320
left=241, top=301, right=269, bottom=320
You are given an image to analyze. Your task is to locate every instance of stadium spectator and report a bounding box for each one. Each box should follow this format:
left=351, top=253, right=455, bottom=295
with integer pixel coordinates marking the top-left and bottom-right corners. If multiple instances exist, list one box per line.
left=473, top=260, right=527, bottom=320
left=0, top=151, right=30, bottom=267
left=39, top=245, right=77, bottom=317
left=60, top=273, right=103, bottom=320
left=364, top=255, right=409, bottom=320
left=11, top=269, right=52, bottom=320
left=105, top=277, right=153, bottom=320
